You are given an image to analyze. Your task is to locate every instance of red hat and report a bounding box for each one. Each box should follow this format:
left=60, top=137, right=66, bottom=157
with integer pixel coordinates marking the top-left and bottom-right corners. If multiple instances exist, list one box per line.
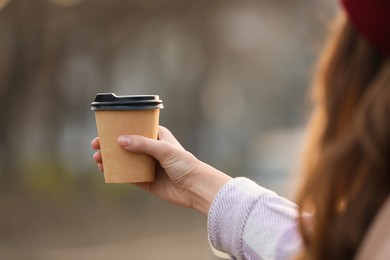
left=341, top=0, right=390, bottom=56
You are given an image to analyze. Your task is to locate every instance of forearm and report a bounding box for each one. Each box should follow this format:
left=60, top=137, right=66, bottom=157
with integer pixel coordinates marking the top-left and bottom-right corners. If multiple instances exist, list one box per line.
left=189, top=161, right=232, bottom=215
left=207, top=177, right=302, bottom=259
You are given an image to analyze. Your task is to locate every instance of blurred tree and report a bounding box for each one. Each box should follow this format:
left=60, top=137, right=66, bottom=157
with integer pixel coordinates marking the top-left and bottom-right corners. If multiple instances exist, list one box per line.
left=0, top=0, right=49, bottom=187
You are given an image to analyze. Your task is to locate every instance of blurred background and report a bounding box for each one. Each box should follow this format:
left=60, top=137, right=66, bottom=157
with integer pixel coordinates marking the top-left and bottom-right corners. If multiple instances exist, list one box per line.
left=0, top=0, right=337, bottom=259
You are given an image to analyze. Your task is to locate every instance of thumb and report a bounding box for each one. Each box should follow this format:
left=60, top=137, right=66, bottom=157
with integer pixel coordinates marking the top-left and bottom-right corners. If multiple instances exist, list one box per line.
left=118, top=135, right=175, bottom=161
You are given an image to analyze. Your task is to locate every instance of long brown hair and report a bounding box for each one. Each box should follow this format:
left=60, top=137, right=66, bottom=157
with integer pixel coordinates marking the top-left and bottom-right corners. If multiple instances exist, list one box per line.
left=296, top=12, right=390, bottom=259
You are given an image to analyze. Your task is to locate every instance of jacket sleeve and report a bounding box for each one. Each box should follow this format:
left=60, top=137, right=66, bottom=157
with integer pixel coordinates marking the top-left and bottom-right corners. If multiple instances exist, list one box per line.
left=207, top=177, right=302, bottom=260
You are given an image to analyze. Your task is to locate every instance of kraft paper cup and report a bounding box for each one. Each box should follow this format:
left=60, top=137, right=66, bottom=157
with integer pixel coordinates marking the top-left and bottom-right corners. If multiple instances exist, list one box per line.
left=91, top=93, right=163, bottom=183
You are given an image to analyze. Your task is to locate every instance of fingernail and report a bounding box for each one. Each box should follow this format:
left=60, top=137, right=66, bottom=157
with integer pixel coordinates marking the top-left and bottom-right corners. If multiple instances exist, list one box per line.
left=118, top=136, right=130, bottom=147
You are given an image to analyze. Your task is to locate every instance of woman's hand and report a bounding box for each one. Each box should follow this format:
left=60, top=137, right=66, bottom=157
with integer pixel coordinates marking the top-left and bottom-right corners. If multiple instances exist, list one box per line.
left=91, top=126, right=232, bottom=215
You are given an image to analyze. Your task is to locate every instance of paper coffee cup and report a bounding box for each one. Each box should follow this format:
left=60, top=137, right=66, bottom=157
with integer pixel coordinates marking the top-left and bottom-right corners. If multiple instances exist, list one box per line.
left=91, top=93, right=163, bottom=183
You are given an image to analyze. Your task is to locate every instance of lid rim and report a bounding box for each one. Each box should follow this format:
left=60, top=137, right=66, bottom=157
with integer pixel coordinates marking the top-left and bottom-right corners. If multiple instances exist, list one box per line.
left=91, top=93, right=163, bottom=111
left=91, top=104, right=164, bottom=111
left=91, top=100, right=162, bottom=106
left=94, top=93, right=161, bottom=102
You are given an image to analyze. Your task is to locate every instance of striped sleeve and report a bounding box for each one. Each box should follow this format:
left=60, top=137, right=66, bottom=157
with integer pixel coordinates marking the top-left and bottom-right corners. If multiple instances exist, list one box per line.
left=207, top=177, right=302, bottom=260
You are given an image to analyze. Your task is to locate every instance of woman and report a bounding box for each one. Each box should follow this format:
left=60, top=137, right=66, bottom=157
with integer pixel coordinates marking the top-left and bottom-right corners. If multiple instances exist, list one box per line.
left=295, top=0, right=390, bottom=258
left=91, top=0, right=390, bottom=259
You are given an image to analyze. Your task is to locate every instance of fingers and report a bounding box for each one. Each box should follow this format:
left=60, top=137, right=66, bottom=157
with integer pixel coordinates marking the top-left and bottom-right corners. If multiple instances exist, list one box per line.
left=91, top=137, right=100, bottom=150
left=93, top=151, right=102, bottom=163
left=93, top=126, right=182, bottom=173
left=91, top=137, right=103, bottom=172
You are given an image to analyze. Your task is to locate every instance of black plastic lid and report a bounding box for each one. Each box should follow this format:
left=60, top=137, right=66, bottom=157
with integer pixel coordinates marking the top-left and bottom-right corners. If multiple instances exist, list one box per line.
left=91, top=93, right=163, bottom=111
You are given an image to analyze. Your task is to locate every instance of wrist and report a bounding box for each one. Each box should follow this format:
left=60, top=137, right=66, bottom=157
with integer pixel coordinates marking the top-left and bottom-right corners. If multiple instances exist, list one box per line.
left=188, top=162, right=232, bottom=215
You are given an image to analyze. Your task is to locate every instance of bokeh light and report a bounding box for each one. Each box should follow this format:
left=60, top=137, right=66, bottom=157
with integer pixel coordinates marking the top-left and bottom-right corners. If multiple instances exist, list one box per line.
left=0, top=0, right=10, bottom=11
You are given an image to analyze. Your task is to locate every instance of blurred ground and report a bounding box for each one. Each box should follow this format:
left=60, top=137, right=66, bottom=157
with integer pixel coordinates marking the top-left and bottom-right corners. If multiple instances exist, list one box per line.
left=0, top=190, right=218, bottom=260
